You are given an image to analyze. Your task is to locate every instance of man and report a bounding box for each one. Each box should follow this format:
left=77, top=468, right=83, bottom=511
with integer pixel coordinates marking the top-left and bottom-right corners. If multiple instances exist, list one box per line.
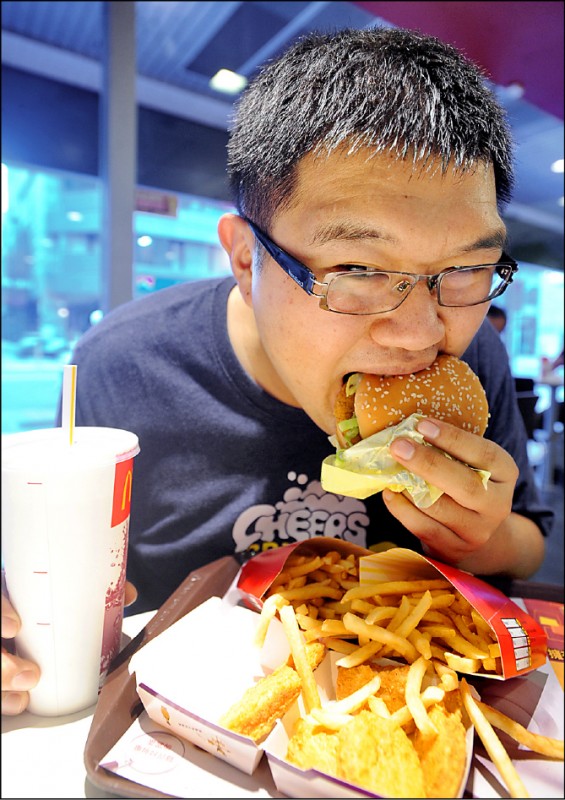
left=2, top=27, right=552, bottom=715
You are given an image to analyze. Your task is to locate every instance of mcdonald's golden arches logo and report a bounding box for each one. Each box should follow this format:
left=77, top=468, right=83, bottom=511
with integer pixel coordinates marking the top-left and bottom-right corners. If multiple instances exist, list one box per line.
left=112, top=458, right=134, bottom=527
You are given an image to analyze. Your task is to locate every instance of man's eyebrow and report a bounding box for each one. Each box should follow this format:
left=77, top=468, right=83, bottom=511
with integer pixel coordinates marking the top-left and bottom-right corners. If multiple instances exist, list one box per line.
left=460, top=230, right=508, bottom=253
left=307, top=222, right=394, bottom=246
left=307, top=225, right=508, bottom=252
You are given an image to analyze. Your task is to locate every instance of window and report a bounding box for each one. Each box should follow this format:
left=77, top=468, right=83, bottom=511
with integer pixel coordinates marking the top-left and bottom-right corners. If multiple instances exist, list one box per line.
left=494, top=262, right=564, bottom=411
left=1, top=161, right=233, bottom=433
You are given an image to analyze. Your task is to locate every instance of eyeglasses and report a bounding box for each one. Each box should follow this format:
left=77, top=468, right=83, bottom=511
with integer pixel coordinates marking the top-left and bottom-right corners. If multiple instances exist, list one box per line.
left=245, top=218, right=518, bottom=315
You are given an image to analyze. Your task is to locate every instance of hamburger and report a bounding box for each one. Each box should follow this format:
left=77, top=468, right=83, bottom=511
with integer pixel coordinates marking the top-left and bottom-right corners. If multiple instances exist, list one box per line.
left=321, top=355, right=490, bottom=504
left=334, top=354, right=489, bottom=449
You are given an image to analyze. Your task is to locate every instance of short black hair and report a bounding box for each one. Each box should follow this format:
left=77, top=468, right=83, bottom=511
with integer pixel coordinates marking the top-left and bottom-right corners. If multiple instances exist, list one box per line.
left=227, top=27, right=514, bottom=229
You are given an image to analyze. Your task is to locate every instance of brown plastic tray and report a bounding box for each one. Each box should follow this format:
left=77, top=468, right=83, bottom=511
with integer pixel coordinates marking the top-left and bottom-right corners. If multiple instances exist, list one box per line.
left=84, top=555, right=562, bottom=799
left=84, top=554, right=241, bottom=798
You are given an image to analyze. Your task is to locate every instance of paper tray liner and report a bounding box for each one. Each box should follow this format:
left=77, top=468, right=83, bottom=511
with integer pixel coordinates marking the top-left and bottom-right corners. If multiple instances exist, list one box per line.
left=236, top=538, right=548, bottom=679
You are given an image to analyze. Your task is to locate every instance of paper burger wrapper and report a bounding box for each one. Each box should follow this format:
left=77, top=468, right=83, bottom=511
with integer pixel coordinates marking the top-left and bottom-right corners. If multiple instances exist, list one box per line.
left=237, top=538, right=547, bottom=679
left=321, top=413, right=490, bottom=506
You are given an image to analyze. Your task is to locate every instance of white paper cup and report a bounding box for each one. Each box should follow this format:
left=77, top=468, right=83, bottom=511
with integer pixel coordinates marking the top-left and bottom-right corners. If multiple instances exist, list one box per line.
left=1, top=426, right=140, bottom=716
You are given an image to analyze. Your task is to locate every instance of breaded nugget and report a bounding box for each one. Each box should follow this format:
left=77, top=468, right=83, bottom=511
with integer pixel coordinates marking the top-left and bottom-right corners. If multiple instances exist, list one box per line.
left=335, top=664, right=376, bottom=702
left=286, top=718, right=339, bottom=774
left=442, top=687, right=464, bottom=717
left=219, top=642, right=326, bottom=742
left=336, top=662, right=411, bottom=713
left=337, top=710, right=426, bottom=797
left=373, top=664, right=411, bottom=713
left=220, top=662, right=301, bottom=742
left=411, top=704, right=467, bottom=798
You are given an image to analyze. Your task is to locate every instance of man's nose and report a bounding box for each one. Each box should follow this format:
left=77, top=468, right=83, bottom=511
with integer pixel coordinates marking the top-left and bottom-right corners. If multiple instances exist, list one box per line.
left=368, top=283, right=445, bottom=351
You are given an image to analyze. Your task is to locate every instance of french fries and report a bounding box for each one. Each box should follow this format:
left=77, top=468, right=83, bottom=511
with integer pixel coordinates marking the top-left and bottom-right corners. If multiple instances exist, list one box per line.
left=279, top=604, right=321, bottom=714
left=475, top=697, right=564, bottom=759
left=405, top=656, right=438, bottom=736
left=248, top=547, right=563, bottom=798
left=460, top=678, right=530, bottom=799
left=262, top=550, right=502, bottom=678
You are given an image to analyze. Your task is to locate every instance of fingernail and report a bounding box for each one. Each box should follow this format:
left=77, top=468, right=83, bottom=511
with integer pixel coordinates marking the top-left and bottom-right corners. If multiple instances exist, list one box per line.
left=390, top=439, right=415, bottom=460
left=1, top=615, right=18, bottom=638
left=12, top=670, right=39, bottom=691
left=417, top=419, right=440, bottom=439
left=2, top=692, right=27, bottom=715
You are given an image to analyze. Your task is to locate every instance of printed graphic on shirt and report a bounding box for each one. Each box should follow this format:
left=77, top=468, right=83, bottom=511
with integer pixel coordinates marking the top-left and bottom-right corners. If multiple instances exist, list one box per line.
left=232, top=471, right=373, bottom=558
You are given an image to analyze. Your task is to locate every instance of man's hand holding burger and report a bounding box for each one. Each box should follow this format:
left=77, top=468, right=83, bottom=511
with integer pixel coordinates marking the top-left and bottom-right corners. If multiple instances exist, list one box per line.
left=325, top=355, right=545, bottom=579
left=384, top=414, right=532, bottom=574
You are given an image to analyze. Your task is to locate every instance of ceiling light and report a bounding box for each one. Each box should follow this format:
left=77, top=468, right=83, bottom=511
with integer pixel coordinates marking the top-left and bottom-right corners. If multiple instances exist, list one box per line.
left=209, top=69, right=248, bottom=95
left=551, top=159, right=564, bottom=173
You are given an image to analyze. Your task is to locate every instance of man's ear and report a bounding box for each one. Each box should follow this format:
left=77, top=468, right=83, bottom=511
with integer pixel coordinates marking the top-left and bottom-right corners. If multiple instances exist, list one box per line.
left=217, top=213, right=255, bottom=304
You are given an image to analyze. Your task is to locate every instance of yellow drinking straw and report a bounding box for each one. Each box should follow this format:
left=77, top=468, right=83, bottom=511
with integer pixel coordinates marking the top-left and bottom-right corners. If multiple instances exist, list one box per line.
left=62, top=364, right=77, bottom=445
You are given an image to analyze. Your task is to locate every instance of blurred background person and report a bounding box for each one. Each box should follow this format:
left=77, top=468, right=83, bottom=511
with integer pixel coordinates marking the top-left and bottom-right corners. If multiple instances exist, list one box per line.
left=487, top=304, right=508, bottom=334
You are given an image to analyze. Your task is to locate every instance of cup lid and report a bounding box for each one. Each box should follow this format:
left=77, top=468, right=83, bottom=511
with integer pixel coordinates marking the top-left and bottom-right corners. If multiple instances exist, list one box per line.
left=2, top=426, right=140, bottom=471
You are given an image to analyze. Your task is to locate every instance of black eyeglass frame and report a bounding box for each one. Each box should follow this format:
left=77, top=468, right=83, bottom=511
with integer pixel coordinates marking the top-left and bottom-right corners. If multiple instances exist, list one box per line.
left=244, top=217, right=519, bottom=315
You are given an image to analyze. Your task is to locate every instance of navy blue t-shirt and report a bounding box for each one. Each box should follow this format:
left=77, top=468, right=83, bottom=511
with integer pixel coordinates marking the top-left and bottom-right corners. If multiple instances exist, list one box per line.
left=68, top=277, right=554, bottom=612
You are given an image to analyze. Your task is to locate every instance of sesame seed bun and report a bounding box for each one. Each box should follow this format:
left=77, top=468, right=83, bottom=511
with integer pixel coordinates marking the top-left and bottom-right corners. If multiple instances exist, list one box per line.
left=335, top=355, right=489, bottom=448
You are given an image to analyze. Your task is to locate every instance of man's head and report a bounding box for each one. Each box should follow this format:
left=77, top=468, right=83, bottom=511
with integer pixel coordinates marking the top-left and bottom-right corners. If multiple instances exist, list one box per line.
left=220, top=27, right=516, bottom=435
left=227, top=26, right=514, bottom=230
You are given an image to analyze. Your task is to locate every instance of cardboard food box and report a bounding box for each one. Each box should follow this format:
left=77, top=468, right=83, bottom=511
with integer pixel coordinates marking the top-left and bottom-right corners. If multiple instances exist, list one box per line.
left=260, top=651, right=474, bottom=799
left=128, top=592, right=472, bottom=798
left=237, top=538, right=548, bottom=679
left=263, top=711, right=475, bottom=800
left=128, top=596, right=291, bottom=775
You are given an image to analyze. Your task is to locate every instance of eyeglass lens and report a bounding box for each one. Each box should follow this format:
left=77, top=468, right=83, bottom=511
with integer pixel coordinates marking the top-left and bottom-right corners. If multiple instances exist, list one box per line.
left=326, top=265, right=507, bottom=314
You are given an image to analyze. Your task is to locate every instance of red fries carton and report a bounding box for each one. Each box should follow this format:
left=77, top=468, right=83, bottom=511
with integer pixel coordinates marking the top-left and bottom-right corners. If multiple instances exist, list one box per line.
left=237, top=538, right=548, bottom=679
left=238, top=538, right=372, bottom=611
left=359, top=547, right=547, bottom=679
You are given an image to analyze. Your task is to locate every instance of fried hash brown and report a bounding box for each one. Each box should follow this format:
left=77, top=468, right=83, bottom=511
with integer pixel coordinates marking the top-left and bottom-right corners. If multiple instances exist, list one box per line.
left=337, top=710, right=426, bottom=797
left=286, top=710, right=428, bottom=797
left=286, top=717, right=339, bottom=774
left=411, top=704, right=467, bottom=798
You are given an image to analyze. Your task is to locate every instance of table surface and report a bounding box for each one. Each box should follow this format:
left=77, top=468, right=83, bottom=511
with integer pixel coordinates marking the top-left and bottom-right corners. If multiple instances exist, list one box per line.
left=537, top=373, right=564, bottom=388
left=2, top=592, right=563, bottom=799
